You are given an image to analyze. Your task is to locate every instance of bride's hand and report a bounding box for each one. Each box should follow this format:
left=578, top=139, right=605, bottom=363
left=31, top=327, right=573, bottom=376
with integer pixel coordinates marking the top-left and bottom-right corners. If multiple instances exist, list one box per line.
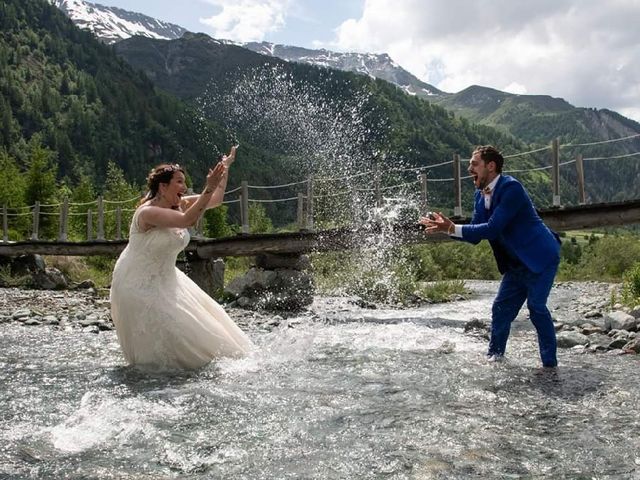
left=221, top=145, right=238, bottom=167
left=206, top=162, right=227, bottom=191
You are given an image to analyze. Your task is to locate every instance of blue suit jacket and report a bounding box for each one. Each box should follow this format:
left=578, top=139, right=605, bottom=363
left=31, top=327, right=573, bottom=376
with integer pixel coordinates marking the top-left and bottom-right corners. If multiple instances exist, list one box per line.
left=461, top=175, right=561, bottom=274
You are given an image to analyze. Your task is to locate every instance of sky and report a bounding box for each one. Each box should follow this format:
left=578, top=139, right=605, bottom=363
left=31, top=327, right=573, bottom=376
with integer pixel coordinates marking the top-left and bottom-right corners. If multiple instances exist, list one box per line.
left=96, top=0, right=640, bottom=122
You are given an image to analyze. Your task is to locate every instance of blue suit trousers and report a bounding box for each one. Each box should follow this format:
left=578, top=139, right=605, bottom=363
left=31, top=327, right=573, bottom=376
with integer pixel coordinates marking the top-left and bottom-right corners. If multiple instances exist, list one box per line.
left=488, top=259, right=559, bottom=367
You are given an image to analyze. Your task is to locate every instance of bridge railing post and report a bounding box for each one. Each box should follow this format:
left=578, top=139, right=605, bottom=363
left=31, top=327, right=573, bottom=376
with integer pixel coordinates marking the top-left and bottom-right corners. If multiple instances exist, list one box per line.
left=306, top=176, right=314, bottom=231
left=240, top=180, right=249, bottom=234
left=96, top=196, right=104, bottom=240
left=374, top=165, right=382, bottom=208
left=551, top=137, right=561, bottom=206
left=115, top=205, right=122, bottom=240
left=297, top=192, right=305, bottom=230
left=453, top=153, right=462, bottom=217
left=351, top=185, right=358, bottom=224
left=420, top=173, right=428, bottom=215
left=87, top=209, right=93, bottom=241
left=31, top=201, right=40, bottom=241
left=2, top=205, right=7, bottom=242
left=575, top=153, right=586, bottom=205
left=58, top=197, right=69, bottom=241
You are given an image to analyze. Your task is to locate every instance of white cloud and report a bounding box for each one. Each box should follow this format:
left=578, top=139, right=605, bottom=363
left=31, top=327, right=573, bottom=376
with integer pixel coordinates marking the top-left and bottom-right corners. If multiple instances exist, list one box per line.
left=199, top=0, right=293, bottom=42
left=503, top=82, right=527, bottom=95
left=326, top=0, right=640, bottom=121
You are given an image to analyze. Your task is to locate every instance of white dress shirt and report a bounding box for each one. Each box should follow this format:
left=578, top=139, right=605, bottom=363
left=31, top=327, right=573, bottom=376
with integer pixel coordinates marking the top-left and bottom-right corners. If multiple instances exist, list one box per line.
left=451, top=175, right=501, bottom=238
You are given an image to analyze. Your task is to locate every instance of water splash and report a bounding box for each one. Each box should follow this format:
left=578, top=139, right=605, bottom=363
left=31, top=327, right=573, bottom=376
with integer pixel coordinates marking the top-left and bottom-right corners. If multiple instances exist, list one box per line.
left=198, top=63, right=427, bottom=301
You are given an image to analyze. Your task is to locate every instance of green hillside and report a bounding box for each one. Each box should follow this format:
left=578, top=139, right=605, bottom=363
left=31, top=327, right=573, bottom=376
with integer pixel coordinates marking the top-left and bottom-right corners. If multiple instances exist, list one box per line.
left=114, top=34, right=537, bottom=210
left=433, top=86, right=640, bottom=202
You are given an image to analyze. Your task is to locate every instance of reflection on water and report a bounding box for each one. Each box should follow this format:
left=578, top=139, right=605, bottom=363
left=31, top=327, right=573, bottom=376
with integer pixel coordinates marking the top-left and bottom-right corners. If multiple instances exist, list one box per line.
left=1, top=294, right=640, bottom=479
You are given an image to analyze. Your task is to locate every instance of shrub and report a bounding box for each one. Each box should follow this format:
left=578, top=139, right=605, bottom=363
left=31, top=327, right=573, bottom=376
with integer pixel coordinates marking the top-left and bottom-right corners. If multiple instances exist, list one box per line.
left=622, top=261, right=640, bottom=307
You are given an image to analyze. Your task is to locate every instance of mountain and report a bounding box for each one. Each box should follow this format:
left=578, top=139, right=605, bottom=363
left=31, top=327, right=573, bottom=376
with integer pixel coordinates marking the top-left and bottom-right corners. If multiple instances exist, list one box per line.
left=433, top=85, right=640, bottom=147
left=0, top=0, right=276, bottom=187
left=242, top=42, right=442, bottom=97
left=49, top=0, right=442, bottom=99
left=432, top=85, right=640, bottom=202
left=48, top=0, right=186, bottom=44
left=113, top=33, right=533, bottom=207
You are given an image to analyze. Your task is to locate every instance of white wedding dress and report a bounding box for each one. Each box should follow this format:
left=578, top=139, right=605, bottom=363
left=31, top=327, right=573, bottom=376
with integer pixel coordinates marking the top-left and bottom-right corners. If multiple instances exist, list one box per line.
left=110, top=206, right=253, bottom=370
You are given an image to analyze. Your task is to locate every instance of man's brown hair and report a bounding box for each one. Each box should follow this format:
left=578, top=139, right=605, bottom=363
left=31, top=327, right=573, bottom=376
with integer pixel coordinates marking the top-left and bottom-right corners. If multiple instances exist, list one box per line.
left=473, top=145, right=504, bottom=173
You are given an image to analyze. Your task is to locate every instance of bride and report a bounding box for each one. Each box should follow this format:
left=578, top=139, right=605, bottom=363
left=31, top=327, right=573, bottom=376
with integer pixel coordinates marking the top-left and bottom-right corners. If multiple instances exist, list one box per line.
left=110, top=146, right=253, bottom=370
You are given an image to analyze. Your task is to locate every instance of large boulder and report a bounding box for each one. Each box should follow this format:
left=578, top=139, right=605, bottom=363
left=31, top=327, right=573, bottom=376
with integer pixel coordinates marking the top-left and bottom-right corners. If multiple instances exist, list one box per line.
left=32, top=267, right=68, bottom=290
left=1, top=254, right=68, bottom=289
left=556, top=331, right=589, bottom=348
left=225, top=265, right=314, bottom=312
left=178, top=257, right=225, bottom=299
left=604, top=311, right=637, bottom=332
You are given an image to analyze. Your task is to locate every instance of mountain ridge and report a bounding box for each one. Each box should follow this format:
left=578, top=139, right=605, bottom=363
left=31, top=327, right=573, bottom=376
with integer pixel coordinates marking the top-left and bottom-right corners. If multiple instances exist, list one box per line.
left=49, top=0, right=443, bottom=99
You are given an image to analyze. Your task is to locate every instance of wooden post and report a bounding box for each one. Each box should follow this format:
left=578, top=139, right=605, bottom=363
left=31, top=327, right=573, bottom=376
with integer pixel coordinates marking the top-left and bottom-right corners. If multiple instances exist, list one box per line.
left=551, top=137, right=560, bottom=206
left=115, top=206, right=122, bottom=240
left=96, top=196, right=104, bottom=240
left=58, top=197, right=69, bottom=241
left=374, top=165, right=382, bottom=208
left=240, top=180, right=249, bottom=234
left=420, top=173, right=428, bottom=214
left=31, top=201, right=40, bottom=241
left=2, top=205, right=7, bottom=242
left=306, top=176, right=314, bottom=230
left=87, top=210, right=93, bottom=241
left=297, top=192, right=305, bottom=230
left=351, top=185, right=358, bottom=224
left=453, top=153, right=462, bottom=217
left=575, top=153, right=586, bottom=205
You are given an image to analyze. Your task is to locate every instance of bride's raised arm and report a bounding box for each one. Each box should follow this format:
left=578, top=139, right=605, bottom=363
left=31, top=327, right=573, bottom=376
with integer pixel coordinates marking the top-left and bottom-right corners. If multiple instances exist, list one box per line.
left=182, top=145, right=238, bottom=210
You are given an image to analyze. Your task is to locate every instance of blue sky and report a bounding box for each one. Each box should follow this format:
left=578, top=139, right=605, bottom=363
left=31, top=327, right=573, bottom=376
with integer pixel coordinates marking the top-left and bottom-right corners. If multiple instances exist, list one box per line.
left=95, top=0, right=363, bottom=48
left=94, top=0, right=640, bottom=122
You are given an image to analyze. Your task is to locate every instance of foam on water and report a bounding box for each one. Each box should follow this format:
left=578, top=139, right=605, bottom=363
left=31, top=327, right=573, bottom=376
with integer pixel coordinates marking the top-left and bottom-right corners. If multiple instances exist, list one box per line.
left=46, top=390, right=180, bottom=453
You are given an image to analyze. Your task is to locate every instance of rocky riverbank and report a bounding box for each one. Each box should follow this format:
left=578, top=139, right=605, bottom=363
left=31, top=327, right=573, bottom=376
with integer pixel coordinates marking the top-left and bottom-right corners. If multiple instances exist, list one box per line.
left=1, top=280, right=640, bottom=355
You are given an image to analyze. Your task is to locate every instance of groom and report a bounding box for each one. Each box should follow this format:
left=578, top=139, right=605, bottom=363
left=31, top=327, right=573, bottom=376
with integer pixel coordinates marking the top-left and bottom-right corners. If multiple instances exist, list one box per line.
left=420, top=145, right=561, bottom=368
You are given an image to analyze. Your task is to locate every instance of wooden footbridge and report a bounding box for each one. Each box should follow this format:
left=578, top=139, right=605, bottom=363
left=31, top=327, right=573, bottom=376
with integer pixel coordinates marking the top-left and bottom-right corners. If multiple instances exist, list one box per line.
left=1, top=199, right=639, bottom=258
left=2, top=135, right=640, bottom=259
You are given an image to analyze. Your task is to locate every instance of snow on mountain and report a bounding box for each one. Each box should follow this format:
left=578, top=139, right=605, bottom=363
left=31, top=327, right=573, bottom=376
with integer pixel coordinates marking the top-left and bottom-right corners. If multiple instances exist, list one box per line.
left=49, top=0, right=186, bottom=44
left=50, top=0, right=443, bottom=96
left=242, top=42, right=443, bottom=97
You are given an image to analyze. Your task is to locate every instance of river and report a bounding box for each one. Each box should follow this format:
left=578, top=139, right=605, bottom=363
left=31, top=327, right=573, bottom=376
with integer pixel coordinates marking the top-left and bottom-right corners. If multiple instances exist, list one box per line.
left=1, top=281, right=639, bottom=479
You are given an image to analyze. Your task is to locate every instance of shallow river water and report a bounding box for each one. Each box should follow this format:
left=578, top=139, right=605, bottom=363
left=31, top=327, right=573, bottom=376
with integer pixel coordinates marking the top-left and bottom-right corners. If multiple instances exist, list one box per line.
left=1, top=282, right=639, bottom=479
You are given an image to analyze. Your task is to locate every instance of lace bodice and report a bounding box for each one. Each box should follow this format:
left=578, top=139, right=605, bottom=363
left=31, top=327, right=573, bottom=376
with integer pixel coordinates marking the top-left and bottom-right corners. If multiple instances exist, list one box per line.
left=113, top=207, right=190, bottom=284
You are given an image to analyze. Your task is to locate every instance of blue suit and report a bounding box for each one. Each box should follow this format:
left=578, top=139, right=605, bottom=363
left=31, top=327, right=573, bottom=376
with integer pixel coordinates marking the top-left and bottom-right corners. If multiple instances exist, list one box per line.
left=461, top=175, right=561, bottom=367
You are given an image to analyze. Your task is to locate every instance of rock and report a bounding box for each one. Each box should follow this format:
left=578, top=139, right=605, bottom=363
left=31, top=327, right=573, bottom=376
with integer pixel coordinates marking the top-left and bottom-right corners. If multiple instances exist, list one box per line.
left=178, top=257, right=225, bottom=299
left=350, top=298, right=377, bottom=309
left=11, top=254, right=46, bottom=277
left=604, top=311, right=637, bottom=332
left=608, top=338, right=629, bottom=349
left=556, top=331, right=589, bottom=348
left=464, top=318, right=489, bottom=333
left=24, top=318, right=41, bottom=326
left=74, top=279, right=96, bottom=289
left=12, top=309, right=32, bottom=321
left=629, top=306, right=640, bottom=319
left=43, top=315, right=59, bottom=325
left=225, top=266, right=314, bottom=312
left=584, top=310, right=603, bottom=319
left=623, top=338, right=640, bottom=353
left=580, top=324, right=605, bottom=336
left=32, top=267, right=68, bottom=290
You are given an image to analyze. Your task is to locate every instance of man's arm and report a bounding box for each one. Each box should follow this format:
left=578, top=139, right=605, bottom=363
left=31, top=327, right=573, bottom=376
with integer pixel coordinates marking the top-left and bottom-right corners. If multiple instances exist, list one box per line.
left=460, top=182, right=528, bottom=243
